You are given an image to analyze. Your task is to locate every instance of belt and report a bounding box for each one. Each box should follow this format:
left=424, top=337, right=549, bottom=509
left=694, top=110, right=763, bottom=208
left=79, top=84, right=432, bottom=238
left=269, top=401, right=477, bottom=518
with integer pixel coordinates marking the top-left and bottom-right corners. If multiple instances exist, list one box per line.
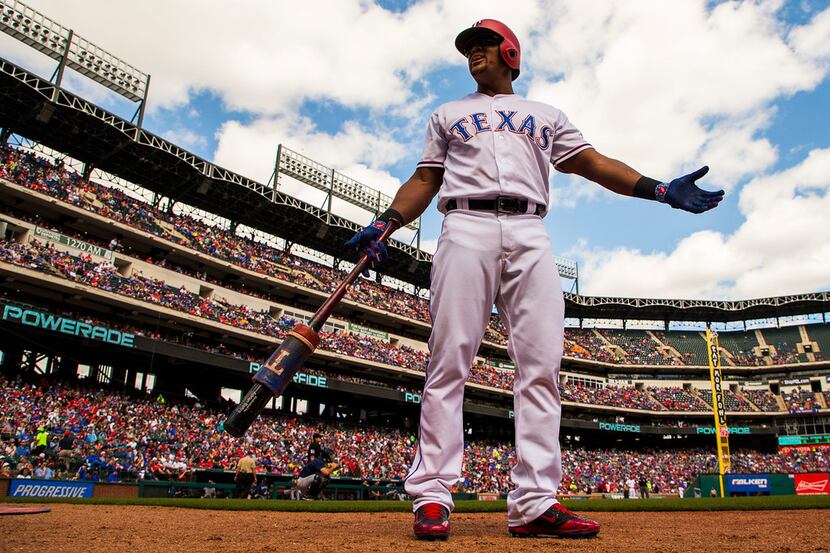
left=445, top=197, right=545, bottom=215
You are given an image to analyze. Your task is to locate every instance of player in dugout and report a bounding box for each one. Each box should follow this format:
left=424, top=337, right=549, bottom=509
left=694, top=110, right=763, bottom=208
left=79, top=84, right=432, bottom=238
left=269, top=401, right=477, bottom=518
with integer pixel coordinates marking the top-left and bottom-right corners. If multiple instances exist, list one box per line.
left=345, top=19, right=724, bottom=540
left=293, top=448, right=339, bottom=500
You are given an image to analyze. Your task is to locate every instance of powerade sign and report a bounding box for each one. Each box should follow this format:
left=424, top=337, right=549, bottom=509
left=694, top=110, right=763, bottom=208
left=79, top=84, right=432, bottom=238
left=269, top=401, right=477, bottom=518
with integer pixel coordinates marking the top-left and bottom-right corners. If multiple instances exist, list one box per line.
left=2, top=305, right=135, bottom=347
left=599, top=422, right=641, bottom=433
left=248, top=363, right=327, bottom=389
left=293, top=373, right=327, bottom=388
left=726, top=475, right=770, bottom=493
left=404, top=392, right=421, bottom=404
left=697, top=426, right=751, bottom=435
left=9, top=479, right=94, bottom=498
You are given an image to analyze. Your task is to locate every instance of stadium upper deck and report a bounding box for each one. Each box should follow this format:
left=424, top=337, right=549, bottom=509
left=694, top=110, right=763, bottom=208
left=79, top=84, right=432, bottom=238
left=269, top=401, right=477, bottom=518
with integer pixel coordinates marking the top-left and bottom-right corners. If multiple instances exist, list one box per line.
left=0, top=54, right=827, bottom=322
left=0, top=143, right=828, bottom=379
left=0, top=149, right=828, bottom=429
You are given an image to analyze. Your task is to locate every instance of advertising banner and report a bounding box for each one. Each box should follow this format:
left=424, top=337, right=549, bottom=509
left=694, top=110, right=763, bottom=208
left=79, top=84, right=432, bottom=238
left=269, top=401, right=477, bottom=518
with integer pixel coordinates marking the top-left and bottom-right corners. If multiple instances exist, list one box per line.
left=9, top=479, right=94, bottom=498
left=485, top=359, right=516, bottom=370
left=778, top=434, right=830, bottom=446
left=780, top=445, right=830, bottom=454
left=794, top=473, right=830, bottom=495
left=34, top=226, right=113, bottom=260
left=1, top=303, right=135, bottom=347
left=347, top=323, right=389, bottom=340
left=726, top=475, right=770, bottom=493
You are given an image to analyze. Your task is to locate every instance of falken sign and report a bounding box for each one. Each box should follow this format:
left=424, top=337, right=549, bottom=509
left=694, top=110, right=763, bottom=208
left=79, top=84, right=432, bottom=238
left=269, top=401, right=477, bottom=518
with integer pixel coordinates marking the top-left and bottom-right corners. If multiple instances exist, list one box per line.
left=726, top=475, right=770, bottom=493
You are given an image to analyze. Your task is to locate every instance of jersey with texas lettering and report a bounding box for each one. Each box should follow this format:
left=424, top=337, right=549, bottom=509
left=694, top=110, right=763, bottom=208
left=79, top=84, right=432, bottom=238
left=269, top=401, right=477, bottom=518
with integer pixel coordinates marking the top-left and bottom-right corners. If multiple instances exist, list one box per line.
left=417, top=92, right=592, bottom=213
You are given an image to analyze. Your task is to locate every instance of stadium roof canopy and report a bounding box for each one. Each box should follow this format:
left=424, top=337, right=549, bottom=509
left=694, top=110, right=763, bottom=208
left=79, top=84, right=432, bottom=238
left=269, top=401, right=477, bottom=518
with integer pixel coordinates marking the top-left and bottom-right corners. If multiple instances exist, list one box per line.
left=0, top=56, right=432, bottom=286
left=563, top=292, right=829, bottom=323
left=1, top=56, right=828, bottom=324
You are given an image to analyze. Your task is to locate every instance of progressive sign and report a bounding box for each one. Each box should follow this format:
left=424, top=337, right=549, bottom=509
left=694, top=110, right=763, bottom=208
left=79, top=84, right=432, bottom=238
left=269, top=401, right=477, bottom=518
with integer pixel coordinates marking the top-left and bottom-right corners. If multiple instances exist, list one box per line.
left=9, top=479, right=94, bottom=498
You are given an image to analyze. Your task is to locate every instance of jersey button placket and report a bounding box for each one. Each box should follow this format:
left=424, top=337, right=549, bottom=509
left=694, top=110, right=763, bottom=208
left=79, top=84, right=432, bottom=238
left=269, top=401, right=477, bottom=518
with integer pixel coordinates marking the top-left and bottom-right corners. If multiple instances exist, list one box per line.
left=492, top=100, right=506, bottom=199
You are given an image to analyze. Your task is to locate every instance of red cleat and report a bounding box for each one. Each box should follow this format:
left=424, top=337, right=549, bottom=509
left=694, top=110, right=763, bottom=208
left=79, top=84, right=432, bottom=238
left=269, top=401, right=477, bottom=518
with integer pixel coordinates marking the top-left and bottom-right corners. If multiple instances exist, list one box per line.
left=509, top=503, right=600, bottom=538
left=413, top=502, right=450, bottom=541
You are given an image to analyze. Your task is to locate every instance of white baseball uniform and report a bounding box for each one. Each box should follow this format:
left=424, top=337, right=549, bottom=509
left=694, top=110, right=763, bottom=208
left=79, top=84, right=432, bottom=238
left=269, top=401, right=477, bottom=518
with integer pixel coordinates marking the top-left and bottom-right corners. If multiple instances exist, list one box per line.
left=403, top=92, right=592, bottom=526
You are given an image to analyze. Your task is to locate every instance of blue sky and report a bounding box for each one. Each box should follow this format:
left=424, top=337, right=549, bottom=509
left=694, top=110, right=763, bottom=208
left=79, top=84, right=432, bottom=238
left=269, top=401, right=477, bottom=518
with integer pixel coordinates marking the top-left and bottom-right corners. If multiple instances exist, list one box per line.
left=2, top=0, right=829, bottom=300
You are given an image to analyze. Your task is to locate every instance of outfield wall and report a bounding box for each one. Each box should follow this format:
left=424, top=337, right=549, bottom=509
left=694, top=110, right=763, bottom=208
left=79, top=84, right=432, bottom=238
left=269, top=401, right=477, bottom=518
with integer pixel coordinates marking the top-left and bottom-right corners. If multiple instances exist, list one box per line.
left=686, top=473, right=830, bottom=497
left=6, top=474, right=828, bottom=501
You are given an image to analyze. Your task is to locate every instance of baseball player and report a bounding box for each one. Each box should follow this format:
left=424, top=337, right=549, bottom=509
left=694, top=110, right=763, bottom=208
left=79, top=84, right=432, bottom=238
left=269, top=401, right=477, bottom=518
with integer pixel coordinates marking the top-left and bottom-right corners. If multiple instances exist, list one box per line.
left=346, top=19, right=723, bottom=540
left=293, top=448, right=339, bottom=500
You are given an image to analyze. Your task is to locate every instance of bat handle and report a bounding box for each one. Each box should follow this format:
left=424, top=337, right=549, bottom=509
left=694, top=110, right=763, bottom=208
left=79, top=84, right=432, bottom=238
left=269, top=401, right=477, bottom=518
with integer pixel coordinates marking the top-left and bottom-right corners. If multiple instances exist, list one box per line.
left=224, top=382, right=272, bottom=438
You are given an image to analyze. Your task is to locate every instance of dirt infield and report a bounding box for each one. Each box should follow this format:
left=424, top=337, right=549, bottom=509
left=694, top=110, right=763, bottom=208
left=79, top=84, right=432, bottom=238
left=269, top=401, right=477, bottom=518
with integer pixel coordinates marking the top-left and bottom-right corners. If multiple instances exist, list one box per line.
left=0, top=505, right=826, bottom=552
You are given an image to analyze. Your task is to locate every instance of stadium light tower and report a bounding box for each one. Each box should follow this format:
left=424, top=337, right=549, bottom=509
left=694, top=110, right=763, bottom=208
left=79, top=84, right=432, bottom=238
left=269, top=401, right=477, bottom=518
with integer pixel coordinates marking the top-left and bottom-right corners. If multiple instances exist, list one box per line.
left=273, top=144, right=582, bottom=283
left=0, top=0, right=151, bottom=126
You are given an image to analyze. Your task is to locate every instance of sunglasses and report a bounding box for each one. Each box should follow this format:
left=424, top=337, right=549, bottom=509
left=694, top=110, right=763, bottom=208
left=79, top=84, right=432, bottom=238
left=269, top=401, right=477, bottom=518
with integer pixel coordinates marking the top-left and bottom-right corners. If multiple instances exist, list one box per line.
left=463, top=34, right=503, bottom=57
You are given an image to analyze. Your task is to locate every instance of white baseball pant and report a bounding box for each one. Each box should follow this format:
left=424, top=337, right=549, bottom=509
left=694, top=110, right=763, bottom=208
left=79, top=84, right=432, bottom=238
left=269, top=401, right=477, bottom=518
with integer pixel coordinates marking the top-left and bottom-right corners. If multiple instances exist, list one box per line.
left=404, top=209, right=565, bottom=526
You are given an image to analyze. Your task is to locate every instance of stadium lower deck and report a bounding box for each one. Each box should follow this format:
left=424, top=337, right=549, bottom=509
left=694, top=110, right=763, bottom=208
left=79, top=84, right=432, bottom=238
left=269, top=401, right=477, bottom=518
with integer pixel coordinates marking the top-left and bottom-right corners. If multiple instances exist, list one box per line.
left=0, top=142, right=829, bottom=497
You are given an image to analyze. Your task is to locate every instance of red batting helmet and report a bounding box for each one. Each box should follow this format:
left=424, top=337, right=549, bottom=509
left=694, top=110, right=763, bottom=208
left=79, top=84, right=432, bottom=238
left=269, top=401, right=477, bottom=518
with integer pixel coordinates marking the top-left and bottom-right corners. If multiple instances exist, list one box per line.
left=455, top=19, right=521, bottom=80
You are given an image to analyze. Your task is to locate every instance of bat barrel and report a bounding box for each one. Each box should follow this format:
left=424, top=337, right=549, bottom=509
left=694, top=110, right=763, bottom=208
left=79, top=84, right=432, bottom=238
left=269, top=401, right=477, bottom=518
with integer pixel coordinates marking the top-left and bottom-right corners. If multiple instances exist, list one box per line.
left=223, top=383, right=272, bottom=438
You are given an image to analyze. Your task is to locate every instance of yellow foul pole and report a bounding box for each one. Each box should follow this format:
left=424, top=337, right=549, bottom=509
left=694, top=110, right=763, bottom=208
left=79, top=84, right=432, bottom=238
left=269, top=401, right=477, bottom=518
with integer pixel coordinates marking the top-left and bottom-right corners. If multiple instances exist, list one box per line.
left=706, top=327, right=731, bottom=497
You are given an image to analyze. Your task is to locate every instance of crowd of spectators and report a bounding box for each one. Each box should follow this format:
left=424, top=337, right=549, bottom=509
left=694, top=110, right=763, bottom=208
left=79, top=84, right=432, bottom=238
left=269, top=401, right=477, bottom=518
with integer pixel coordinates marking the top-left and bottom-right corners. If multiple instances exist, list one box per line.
left=0, top=238, right=431, bottom=373
left=742, top=389, right=783, bottom=412
left=0, top=287, right=792, bottom=417
left=782, top=387, right=820, bottom=413
left=770, top=350, right=804, bottom=365
left=4, top=144, right=823, bottom=369
left=564, top=330, right=617, bottom=363
left=3, top=375, right=828, bottom=496
left=647, top=387, right=710, bottom=412
left=560, top=383, right=665, bottom=411
left=696, top=389, right=756, bottom=412
left=599, top=331, right=683, bottom=366
left=9, top=236, right=794, bottom=413
left=467, top=362, right=514, bottom=389
left=0, top=146, right=433, bottom=322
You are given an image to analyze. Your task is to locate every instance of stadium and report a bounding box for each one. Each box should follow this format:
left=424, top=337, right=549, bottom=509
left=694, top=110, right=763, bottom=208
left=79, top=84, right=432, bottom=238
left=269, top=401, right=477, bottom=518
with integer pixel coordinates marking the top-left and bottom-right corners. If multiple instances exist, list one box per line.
left=0, top=1, right=828, bottom=551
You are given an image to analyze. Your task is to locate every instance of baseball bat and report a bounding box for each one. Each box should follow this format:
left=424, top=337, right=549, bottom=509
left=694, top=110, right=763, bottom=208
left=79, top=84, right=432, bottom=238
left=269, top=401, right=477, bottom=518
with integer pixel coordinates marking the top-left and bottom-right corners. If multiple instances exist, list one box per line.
left=223, top=220, right=401, bottom=437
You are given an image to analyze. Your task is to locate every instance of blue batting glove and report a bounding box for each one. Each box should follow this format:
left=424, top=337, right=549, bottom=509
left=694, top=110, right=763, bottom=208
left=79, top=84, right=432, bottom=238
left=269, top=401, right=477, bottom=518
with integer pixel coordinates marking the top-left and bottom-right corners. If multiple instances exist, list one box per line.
left=659, top=166, right=724, bottom=214
left=344, top=220, right=389, bottom=277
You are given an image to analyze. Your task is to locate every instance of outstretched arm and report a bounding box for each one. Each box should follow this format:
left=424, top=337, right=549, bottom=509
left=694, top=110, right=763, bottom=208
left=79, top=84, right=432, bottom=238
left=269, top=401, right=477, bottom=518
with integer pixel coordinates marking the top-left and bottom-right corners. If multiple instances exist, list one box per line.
left=558, top=148, right=724, bottom=214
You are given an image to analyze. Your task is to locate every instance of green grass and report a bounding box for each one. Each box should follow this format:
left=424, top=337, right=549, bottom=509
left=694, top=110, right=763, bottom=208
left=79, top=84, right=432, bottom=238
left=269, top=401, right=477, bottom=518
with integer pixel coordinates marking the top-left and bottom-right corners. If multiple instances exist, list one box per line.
left=5, top=495, right=830, bottom=512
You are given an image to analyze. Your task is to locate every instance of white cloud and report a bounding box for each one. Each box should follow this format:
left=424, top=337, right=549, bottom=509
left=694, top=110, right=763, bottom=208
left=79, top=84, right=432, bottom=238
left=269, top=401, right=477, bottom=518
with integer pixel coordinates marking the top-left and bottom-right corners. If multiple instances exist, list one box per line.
left=21, top=0, right=539, bottom=115
left=577, top=147, right=830, bottom=299
left=549, top=173, right=604, bottom=208
left=790, top=3, right=830, bottom=62
left=212, top=114, right=412, bottom=229
left=213, top=116, right=406, bottom=184
left=159, top=128, right=207, bottom=150
left=525, top=0, right=827, bottom=187
left=697, top=110, right=778, bottom=188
